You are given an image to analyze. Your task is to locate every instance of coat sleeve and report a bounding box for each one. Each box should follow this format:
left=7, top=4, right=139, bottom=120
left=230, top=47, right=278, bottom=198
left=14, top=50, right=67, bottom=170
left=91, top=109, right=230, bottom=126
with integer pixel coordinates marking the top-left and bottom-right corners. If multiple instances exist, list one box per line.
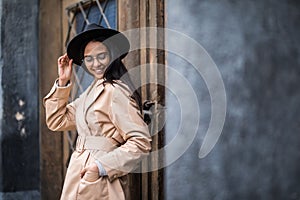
left=94, top=84, right=152, bottom=182
left=43, top=80, right=78, bottom=131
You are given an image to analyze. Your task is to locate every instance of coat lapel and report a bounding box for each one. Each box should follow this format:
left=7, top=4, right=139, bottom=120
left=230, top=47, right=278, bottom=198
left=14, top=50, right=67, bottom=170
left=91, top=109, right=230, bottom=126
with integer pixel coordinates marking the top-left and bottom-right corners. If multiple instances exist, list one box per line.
left=83, top=79, right=105, bottom=116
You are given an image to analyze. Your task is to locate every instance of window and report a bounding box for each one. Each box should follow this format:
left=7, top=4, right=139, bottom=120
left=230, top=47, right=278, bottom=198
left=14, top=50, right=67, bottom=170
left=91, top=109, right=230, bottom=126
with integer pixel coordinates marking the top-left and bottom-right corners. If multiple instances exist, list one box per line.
left=65, top=0, right=116, bottom=93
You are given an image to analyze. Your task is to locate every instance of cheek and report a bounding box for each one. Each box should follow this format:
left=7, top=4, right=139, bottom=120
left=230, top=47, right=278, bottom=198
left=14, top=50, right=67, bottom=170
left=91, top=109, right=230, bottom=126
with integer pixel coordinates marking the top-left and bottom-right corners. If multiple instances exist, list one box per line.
left=86, top=65, right=94, bottom=73
left=104, top=58, right=111, bottom=66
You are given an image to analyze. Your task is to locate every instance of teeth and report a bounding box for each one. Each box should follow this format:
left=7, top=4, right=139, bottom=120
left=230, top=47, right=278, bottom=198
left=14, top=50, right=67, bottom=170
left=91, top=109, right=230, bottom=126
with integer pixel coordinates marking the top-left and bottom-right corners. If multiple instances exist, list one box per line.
left=95, top=69, right=104, bottom=73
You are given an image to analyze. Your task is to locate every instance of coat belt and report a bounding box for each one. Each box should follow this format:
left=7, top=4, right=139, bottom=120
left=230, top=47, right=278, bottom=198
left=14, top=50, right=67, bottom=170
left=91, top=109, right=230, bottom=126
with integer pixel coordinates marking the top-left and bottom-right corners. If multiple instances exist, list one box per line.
left=76, top=135, right=118, bottom=152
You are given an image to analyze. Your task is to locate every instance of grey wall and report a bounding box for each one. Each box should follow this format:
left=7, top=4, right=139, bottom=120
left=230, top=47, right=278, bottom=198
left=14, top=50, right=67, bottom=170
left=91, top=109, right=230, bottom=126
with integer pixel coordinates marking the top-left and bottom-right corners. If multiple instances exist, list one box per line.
left=166, top=0, right=300, bottom=200
left=0, top=0, right=40, bottom=199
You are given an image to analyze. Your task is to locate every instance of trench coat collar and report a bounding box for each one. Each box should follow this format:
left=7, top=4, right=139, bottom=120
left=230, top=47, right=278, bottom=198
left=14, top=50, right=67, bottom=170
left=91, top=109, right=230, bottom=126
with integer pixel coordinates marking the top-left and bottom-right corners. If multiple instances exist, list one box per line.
left=83, top=78, right=105, bottom=115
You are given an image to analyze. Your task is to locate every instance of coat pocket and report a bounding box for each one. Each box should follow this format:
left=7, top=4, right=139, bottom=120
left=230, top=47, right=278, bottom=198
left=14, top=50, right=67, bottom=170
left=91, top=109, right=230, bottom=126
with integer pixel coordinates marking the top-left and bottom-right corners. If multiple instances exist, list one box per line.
left=77, top=176, right=108, bottom=200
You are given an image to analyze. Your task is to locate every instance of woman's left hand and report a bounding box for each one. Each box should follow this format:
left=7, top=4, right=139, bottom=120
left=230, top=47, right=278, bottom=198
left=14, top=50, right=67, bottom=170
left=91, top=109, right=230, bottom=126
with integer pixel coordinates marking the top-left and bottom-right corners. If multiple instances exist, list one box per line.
left=80, top=163, right=99, bottom=181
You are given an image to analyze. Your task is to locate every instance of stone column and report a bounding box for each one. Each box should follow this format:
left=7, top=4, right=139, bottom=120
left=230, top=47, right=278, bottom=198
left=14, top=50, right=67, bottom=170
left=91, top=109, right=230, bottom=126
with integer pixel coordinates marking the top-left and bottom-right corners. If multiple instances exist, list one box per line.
left=0, top=0, right=40, bottom=199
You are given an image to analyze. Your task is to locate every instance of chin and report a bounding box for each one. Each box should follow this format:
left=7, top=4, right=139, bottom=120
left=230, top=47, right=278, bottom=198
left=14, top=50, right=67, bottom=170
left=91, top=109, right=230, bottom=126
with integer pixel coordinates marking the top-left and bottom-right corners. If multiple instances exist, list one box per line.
left=94, top=74, right=104, bottom=79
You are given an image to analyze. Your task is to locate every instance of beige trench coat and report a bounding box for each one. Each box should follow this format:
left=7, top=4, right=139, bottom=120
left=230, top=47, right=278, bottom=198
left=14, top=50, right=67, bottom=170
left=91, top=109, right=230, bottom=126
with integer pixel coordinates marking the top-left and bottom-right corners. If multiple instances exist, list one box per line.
left=43, top=78, right=151, bottom=200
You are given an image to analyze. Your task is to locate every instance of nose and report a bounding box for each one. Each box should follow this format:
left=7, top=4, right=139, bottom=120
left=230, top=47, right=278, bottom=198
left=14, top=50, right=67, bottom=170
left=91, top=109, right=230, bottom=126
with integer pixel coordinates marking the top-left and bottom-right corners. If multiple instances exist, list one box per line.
left=92, top=58, right=102, bottom=68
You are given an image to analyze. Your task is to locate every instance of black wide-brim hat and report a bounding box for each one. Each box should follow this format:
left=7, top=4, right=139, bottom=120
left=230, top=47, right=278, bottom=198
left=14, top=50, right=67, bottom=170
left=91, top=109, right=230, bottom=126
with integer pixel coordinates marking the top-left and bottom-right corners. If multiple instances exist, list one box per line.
left=67, top=23, right=130, bottom=66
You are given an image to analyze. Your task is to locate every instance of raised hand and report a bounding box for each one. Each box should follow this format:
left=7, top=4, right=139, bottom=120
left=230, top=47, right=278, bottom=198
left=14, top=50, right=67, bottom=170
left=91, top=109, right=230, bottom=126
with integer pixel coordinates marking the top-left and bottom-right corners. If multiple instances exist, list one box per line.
left=58, top=53, right=73, bottom=86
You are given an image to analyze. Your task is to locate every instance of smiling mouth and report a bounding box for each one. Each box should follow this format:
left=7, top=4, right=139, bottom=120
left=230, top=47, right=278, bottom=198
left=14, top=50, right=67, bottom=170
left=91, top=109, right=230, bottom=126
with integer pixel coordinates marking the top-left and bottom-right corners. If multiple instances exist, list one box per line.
left=93, top=68, right=105, bottom=74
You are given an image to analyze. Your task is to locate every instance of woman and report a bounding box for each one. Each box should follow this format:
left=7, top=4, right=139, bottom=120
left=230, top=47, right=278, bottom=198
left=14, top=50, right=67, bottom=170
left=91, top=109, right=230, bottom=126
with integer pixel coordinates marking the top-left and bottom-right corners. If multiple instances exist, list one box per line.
left=43, top=23, right=151, bottom=200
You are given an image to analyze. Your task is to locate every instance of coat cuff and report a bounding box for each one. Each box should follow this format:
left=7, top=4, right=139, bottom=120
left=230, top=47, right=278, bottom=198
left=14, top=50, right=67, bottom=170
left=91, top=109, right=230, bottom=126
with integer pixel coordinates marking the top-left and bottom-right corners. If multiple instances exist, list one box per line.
left=43, top=79, right=72, bottom=101
left=97, top=154, right=129, bottom=182
left=102, top=165, right=128, bottom=182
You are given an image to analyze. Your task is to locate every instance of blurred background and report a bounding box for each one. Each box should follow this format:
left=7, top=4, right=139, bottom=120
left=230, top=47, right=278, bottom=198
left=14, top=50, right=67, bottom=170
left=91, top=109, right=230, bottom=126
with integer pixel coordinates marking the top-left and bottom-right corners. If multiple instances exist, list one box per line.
left=166, top=0, right=300, bottom=200
left=0, top=0, right=299, bottom=199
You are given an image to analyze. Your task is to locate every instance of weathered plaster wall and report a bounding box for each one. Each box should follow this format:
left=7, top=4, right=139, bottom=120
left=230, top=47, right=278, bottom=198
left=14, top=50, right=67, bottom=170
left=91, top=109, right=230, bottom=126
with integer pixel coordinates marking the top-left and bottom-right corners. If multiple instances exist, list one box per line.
left=0, top=0, right=40, bottom=199
left=166, top=0, right=300, bottom=199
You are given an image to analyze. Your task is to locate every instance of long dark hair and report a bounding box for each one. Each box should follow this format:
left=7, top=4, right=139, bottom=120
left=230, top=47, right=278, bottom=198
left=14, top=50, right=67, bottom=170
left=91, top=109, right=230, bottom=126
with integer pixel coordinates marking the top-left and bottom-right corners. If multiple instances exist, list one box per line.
left=103, top=57, right=142, bottom=113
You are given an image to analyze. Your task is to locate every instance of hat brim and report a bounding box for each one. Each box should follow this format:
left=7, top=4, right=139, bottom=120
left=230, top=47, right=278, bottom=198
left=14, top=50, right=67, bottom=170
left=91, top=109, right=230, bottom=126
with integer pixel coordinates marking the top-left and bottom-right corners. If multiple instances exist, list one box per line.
left=67, top=28, right=130, bottom=66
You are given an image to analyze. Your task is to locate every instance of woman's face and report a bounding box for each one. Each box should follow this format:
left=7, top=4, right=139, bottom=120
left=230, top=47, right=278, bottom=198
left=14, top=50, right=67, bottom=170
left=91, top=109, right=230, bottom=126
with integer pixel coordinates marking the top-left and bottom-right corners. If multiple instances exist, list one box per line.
left=83, top=41, right=111, bottom=79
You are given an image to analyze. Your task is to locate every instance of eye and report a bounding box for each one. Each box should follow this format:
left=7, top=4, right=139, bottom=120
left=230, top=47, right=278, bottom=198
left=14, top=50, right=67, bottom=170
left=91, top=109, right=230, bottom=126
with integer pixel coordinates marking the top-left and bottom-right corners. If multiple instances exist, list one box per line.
left=97, top=53, right=108, bottom=60
left=84, top=56, right=93, bottom=63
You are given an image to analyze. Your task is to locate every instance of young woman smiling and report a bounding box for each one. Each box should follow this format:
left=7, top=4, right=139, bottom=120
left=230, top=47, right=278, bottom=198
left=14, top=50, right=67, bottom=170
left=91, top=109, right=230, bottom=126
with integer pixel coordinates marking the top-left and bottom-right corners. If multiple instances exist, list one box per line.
left=44, top=23, right=151, bottom=200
